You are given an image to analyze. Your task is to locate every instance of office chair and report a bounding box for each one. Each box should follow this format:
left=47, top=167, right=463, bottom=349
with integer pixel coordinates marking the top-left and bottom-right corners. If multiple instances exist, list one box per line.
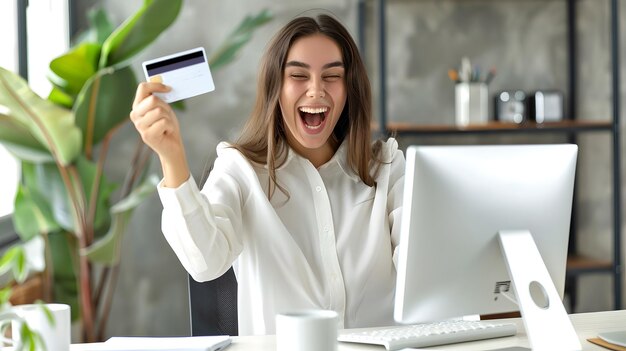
left=188, top=267, right=239, bottom=336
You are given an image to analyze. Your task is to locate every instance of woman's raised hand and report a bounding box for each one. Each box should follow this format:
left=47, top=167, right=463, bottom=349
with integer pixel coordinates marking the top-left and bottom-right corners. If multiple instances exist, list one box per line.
left=130, top=82, right=180, bottom=157
left=130, top=82, right=190, bottom=188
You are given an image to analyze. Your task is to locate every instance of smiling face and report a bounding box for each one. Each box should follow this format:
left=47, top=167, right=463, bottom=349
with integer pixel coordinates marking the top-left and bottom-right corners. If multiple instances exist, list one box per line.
left=279, top=34, right=347, bottom=167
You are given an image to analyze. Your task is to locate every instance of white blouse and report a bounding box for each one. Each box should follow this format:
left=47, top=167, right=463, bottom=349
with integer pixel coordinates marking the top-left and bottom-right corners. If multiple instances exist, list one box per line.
left=157, top=138, right=405, bottom=335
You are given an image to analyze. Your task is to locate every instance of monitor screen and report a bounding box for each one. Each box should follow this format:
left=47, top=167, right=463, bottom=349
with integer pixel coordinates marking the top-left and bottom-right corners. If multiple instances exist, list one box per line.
left=394, top=144, right=578, bottom=324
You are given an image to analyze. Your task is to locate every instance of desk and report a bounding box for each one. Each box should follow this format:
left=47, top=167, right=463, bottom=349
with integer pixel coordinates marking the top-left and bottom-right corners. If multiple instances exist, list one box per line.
left=71, top=310, right=625, bottom=350
left=226, top=310, right=626, bottom=350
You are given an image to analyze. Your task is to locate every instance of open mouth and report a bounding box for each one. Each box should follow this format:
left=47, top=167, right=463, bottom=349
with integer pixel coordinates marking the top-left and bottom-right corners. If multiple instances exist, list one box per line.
left=298, top=106, right=329, bottom=130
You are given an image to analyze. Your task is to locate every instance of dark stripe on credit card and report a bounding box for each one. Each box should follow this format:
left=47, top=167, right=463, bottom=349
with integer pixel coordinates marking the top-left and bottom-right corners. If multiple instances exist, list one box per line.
left=146, top=50, right=205, bottom=76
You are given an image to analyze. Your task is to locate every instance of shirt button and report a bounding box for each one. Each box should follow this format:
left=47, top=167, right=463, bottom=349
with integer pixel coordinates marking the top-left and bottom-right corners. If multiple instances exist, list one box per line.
left=324, top=226, right=329, bottom=232
left=315, top=186, right=322, bottom=192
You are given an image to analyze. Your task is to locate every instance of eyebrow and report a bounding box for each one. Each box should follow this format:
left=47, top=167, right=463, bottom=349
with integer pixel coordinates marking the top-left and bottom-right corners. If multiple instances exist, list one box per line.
left=285, top=60, right=344, bottom=69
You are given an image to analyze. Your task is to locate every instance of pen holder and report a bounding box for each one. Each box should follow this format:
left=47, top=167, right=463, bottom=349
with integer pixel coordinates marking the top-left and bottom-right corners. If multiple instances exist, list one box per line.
left=455, top=82, right=488, bottom=126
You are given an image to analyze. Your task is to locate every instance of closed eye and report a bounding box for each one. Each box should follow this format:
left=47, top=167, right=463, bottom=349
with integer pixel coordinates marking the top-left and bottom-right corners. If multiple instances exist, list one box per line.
left=290, top=73, right=308, bottom=80
left=324, top=74, right=342, bottom=81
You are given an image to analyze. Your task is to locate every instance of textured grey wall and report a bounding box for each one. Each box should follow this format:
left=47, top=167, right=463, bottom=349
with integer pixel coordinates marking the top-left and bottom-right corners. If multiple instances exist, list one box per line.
left=96, top=0, right=621, bottom=337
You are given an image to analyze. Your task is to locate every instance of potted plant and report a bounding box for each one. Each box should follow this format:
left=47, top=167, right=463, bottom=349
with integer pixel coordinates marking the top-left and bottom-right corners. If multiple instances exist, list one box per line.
left=0, top=0, right=271, bottom=343
left=0, top=247, right=46, bottom=351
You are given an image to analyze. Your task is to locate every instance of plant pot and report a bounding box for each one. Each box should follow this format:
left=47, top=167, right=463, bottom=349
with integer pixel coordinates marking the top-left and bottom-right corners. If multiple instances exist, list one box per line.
left=9, top=274, right=44, bottom=305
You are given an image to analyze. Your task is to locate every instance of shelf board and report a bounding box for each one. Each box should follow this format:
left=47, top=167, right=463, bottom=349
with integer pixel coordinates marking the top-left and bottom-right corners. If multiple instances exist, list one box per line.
left=566, top=255, right=614, bottom=276
left=376, top=120, right=614, bottom=136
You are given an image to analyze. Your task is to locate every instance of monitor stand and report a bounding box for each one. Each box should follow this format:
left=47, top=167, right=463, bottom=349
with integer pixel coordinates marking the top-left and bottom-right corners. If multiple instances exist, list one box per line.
left=498, top=230, right=581, bottom=351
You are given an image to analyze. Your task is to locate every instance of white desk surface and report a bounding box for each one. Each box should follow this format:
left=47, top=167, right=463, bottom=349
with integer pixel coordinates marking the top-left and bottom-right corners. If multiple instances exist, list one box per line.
left=228, top=310, right=626, bottom=351
left=71, top=310, right=626, bottom=351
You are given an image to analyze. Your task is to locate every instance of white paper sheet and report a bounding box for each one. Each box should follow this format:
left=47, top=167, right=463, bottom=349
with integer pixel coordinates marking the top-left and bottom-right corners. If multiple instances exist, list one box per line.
left=70, top=336, right=231, bottom=351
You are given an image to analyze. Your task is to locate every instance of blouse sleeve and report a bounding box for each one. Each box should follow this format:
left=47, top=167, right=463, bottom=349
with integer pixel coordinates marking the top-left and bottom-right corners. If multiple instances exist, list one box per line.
left=385, top=139, right=406, bottom=266
left=157, top=149, right=247, bottom=282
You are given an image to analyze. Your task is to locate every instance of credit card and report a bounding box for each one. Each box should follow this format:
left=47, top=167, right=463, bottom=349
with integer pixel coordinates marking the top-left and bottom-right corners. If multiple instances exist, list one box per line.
left=142, top=47, right=215, bottom=103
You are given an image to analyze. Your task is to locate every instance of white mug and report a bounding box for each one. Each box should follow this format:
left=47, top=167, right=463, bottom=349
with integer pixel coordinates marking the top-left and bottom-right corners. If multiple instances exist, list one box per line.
left=11, top=303, right=71, bottom=351
left=276, top=309, right=338, bottom=351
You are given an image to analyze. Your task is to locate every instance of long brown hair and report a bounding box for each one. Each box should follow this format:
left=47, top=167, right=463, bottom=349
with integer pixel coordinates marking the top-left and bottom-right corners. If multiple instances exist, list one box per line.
left=232, top=14, right=382, bottom=197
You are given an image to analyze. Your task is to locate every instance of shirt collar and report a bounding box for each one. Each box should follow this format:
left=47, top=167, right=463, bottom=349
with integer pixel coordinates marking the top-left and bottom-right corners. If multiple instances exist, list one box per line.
left=314, top=140, right=360, bottom=182
left=238, top=140, right=360, bottom=182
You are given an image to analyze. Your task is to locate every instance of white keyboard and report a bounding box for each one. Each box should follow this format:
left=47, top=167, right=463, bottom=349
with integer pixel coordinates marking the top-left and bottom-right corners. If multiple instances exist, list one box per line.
left=338, top=320, right=517, bottom=350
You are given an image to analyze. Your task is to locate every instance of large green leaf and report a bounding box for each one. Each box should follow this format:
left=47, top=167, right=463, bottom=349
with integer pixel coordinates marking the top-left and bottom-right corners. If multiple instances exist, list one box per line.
left=0, top=286, right=12, bottom=307
left=82, top=211, right=130, bottom=267
left=48, top=231, right=80, bottom=321
left=20, top=162, right=74, bottom=232
left=90, top=7, right=115, bottom=45
left=0, top=113, right=53, bottom=163
left=47, top=86, right=74, bottom=108
left=0, top=246, right=28, bottom=284
left=48, top=42, right=101, bottom=97
left=111, top=175, right=159, bottom=213
left=19, top=159, right=117, bottom=235
left=83, top=174, right=159, bottom=266
left=0, top=67, right=81, bottom=166
left=75, top=156, right=117, bottom=233
left=209, top=10, right=273, bottom=70
left=13, top=183, right=60, bottom=241
left=74, top=7, right=115, bottom=46
left=73, top=66, right=136, bottom=152
left=51, top=7, right=113, bottom=108
left=100, top=0, right=183, bottom=67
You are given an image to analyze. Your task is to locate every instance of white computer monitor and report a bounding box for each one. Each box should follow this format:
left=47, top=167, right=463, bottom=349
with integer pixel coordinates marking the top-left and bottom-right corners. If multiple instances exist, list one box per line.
left=394, top=144, right=581, bottom=350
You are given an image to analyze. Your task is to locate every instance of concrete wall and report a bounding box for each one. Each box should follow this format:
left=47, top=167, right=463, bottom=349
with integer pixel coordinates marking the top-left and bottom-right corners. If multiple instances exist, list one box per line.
left=93, top=0, right=622, bottom=337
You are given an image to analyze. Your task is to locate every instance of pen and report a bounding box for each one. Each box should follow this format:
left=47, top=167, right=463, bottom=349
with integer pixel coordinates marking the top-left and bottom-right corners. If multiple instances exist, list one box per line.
left=472, top=66, right=481, bottom=83
left=484, top=67, right=496, bottom=85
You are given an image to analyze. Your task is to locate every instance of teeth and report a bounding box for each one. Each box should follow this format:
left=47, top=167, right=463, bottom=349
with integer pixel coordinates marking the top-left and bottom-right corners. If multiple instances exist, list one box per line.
left=304, top=123, right=323, bottom=130
left=299, top=106, right=328, bottom=114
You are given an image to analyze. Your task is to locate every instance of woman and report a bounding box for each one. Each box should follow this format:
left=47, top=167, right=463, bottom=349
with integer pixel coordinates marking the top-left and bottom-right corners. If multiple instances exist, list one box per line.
left=130, top=14, right=404, bottom=335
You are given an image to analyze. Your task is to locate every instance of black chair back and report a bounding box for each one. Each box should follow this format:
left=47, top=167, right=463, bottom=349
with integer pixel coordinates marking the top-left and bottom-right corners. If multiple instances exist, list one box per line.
left=188, top=267, right=238, bottom=336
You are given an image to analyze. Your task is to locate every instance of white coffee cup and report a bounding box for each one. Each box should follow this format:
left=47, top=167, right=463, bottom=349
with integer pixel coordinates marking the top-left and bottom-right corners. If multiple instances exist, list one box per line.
left=276, top=309, right=338, bottom=351
left=11, top=303, right=71, bottom=351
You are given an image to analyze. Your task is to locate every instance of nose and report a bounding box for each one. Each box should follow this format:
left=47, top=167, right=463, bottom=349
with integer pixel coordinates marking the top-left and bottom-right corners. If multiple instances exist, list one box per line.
left=307, top=77, right=325, bottom=98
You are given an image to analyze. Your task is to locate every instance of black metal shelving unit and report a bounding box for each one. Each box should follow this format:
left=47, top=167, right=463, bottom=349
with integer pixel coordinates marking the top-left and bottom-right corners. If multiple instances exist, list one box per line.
left=360, top=0, right=622, bottom=310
